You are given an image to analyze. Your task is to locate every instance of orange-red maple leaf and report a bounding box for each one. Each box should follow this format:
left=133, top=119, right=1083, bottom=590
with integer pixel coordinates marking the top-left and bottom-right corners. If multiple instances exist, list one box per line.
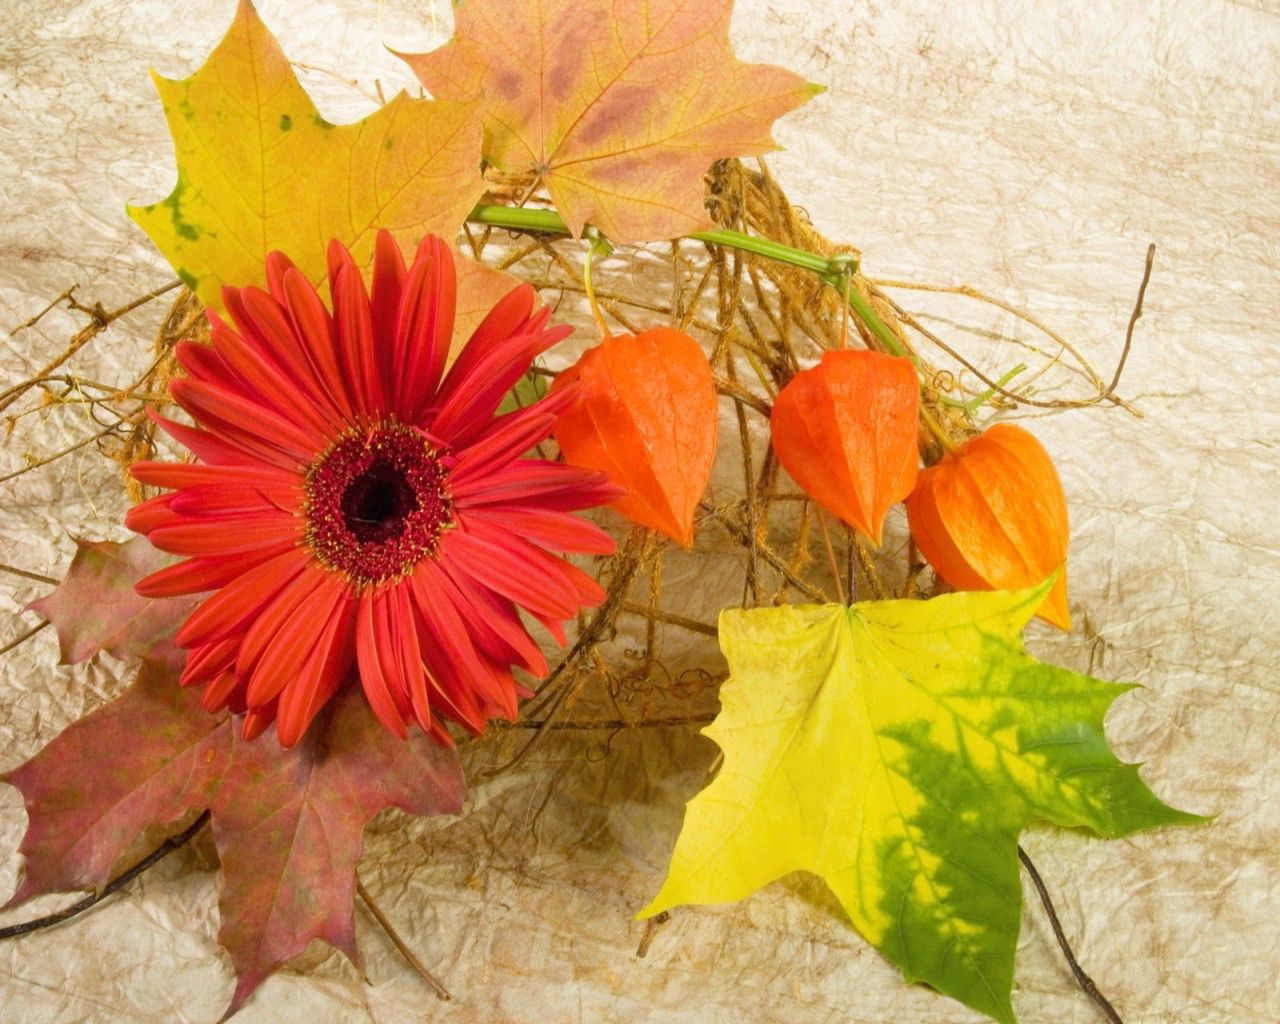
left=401, top=0, right=820, bottom=243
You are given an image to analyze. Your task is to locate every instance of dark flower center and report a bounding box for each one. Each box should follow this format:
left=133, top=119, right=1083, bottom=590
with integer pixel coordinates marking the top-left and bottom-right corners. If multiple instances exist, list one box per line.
left=305, top=426, right=452, bottom=585
left=339, top=457, right=420, bottom=543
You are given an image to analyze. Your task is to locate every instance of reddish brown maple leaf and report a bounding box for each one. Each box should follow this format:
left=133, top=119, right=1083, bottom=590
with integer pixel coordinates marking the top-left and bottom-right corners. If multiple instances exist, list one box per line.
left=402, top=0, right=820, bottom=243
left=4, top=668, right=465, bottom=1016
left=212, top=687, right=466, bottom=1014
left=28, top=536, right=196, bottom=669
left=8, top=543, right=467, bottom=1017
left=3, top=661, right=230, bottom=906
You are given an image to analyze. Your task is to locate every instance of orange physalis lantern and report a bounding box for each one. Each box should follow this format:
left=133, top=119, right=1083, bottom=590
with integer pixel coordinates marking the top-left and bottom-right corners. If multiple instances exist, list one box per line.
left=906, top=422, right=1072, bottom=629
left=552, top=327, right=718, bottom=546
left=770, top=349, right=920, bottom=544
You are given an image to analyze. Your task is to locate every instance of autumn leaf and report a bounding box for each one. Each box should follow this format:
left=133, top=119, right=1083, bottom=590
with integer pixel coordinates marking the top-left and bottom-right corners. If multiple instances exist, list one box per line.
left=402, top=0, right=820, bottom=243
left=4, top=669, right=466, bottom=1017
left=128, top=0, right=486, bottom=312
left=211, top=684, right=466, bottom=1015
left=2, top=661, right=230, bottom=908
left=642, top=585, right=1202, bottom=1023
left=28, top=537, right=196, bottom=670
left=552, top=327, right=718, bottom=545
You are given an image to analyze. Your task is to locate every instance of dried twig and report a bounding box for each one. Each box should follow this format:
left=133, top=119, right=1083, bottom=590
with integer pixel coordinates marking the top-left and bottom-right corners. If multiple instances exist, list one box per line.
left=0, top=620, right=49, bottom=657
left=356, top=879, right=452, bottom=1001
left=1020, top=845, right=1126, bottom=1024
left=0, top=812, right=210, bottom=941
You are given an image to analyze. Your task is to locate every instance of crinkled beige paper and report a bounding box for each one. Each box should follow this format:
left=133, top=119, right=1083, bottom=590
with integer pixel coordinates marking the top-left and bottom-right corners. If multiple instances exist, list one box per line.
left=1, top=1, right=1277, bottom=1022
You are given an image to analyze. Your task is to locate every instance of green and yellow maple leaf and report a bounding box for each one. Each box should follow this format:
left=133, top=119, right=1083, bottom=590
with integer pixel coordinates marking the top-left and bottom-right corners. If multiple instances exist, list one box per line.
left=128, top=0, right=487, bottom=312
left=642, top=584, right=1202, bottom=1023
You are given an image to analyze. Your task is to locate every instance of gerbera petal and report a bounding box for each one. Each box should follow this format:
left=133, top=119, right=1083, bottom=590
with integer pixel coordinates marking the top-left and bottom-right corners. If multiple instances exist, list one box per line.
left=201, top=669, right=242, bottom=713
left=357, top=591, right=410, bottom=739
left=209, top=315, right=335, bottom=437
left=174, top=340, right=242, bottom=392
left=395, top=235, right=456, bottom=420
left=149, top=411, right=268, bottom=468
left=124, top=494, right=180, bottom=534
left=241, top=702, right=278, bottom=741
left=370, top=229, right=407, bottom=366
left=426, top=555, right=548, bottom=678
left=466, top=507, right=616, bottom=555
left=180, top=637, right=238, bottom=688
left=276, top=593, right=356, bottom=748
left=449, top=283, right=535, bottom=377
left=385, top=583, right=435, bottom=736
left=328, top=247, right=384, bottom=416
left=264, top=250, right=300, bottom=304
left=448, top=411, right=559, bottom=485
left=452, top=459, right=622, bottom=510
left=429, top=329, right=570, bottom=441
left=452, top=378, right=579, bottom=451
left=131, top=459, right=296, bottom=491
left=282, top=267, right=356, bottom=421
left=436, top=286, right=551, bottom=407
left=245, top=573, right=348, bottom=710
left=409, top=563, right=518, bottom=720
left=528, top=607, right=568, bottom=646
left=174, top=547, right=311, bottom=648
left=235, top=563, right=330, bottom=681
left=362, top=586, right=433, bottom=736
left=149, top=513, right=303, bottom=558
left=170, top=379, right=320, bottom=464
left=463, top=516, right=607, bottom=608
left=441, top=529, right=578, bottom=620
left=168, top=482, right=301, bottom=517
left=234, top=286, right=346, bottom=423
left=136, top=542, right=297, bottom=598
left=418, top=636, right=487, bottom=736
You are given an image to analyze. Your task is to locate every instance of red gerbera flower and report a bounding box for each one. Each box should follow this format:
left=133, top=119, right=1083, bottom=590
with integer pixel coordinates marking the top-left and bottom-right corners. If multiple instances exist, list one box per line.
left=126, top=232, right=618, bottom=747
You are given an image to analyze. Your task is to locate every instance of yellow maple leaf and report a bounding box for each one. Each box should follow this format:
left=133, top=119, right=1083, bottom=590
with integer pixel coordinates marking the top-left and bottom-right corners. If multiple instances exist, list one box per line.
left=128, top=0, right=487, bottom=313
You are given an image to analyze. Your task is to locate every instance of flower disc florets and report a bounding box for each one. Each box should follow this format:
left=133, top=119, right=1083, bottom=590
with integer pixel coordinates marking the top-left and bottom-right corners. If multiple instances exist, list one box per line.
left=305, top=425, right=452, bottom=586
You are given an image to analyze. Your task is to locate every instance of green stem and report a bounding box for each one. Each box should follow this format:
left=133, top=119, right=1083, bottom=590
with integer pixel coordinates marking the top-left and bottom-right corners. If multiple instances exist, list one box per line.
left=940, top=363, right=1028, bottom=413
left=466, top=203, right=908, bottom=358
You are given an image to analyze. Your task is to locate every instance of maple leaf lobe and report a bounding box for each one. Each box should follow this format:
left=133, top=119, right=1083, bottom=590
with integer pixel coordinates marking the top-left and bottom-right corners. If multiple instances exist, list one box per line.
left=2, top=662, right=231, bottom=908
left=28, top=536, right=195, bottom=668
left=4, top=671, right=465, bottom=1018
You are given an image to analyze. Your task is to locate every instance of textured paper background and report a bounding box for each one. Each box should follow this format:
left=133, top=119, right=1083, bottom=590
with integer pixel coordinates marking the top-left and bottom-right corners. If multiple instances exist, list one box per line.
left=1, top=1, right=1277, bottom=1022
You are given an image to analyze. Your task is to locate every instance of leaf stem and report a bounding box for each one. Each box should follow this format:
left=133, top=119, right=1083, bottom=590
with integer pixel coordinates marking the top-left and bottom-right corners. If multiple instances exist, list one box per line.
left=581, top=227, right=612, bottom=338
left=1019, top=845, right=1126, bottom=1024
left=0, top=811, right=210, bottom=941
left=465, top=204, right=907, bottom=357
left=919, top=405, right=959, bottom=455
left=940, top=363, right=1028, bottom=413
left=816, top=510, right=847, bottom=605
